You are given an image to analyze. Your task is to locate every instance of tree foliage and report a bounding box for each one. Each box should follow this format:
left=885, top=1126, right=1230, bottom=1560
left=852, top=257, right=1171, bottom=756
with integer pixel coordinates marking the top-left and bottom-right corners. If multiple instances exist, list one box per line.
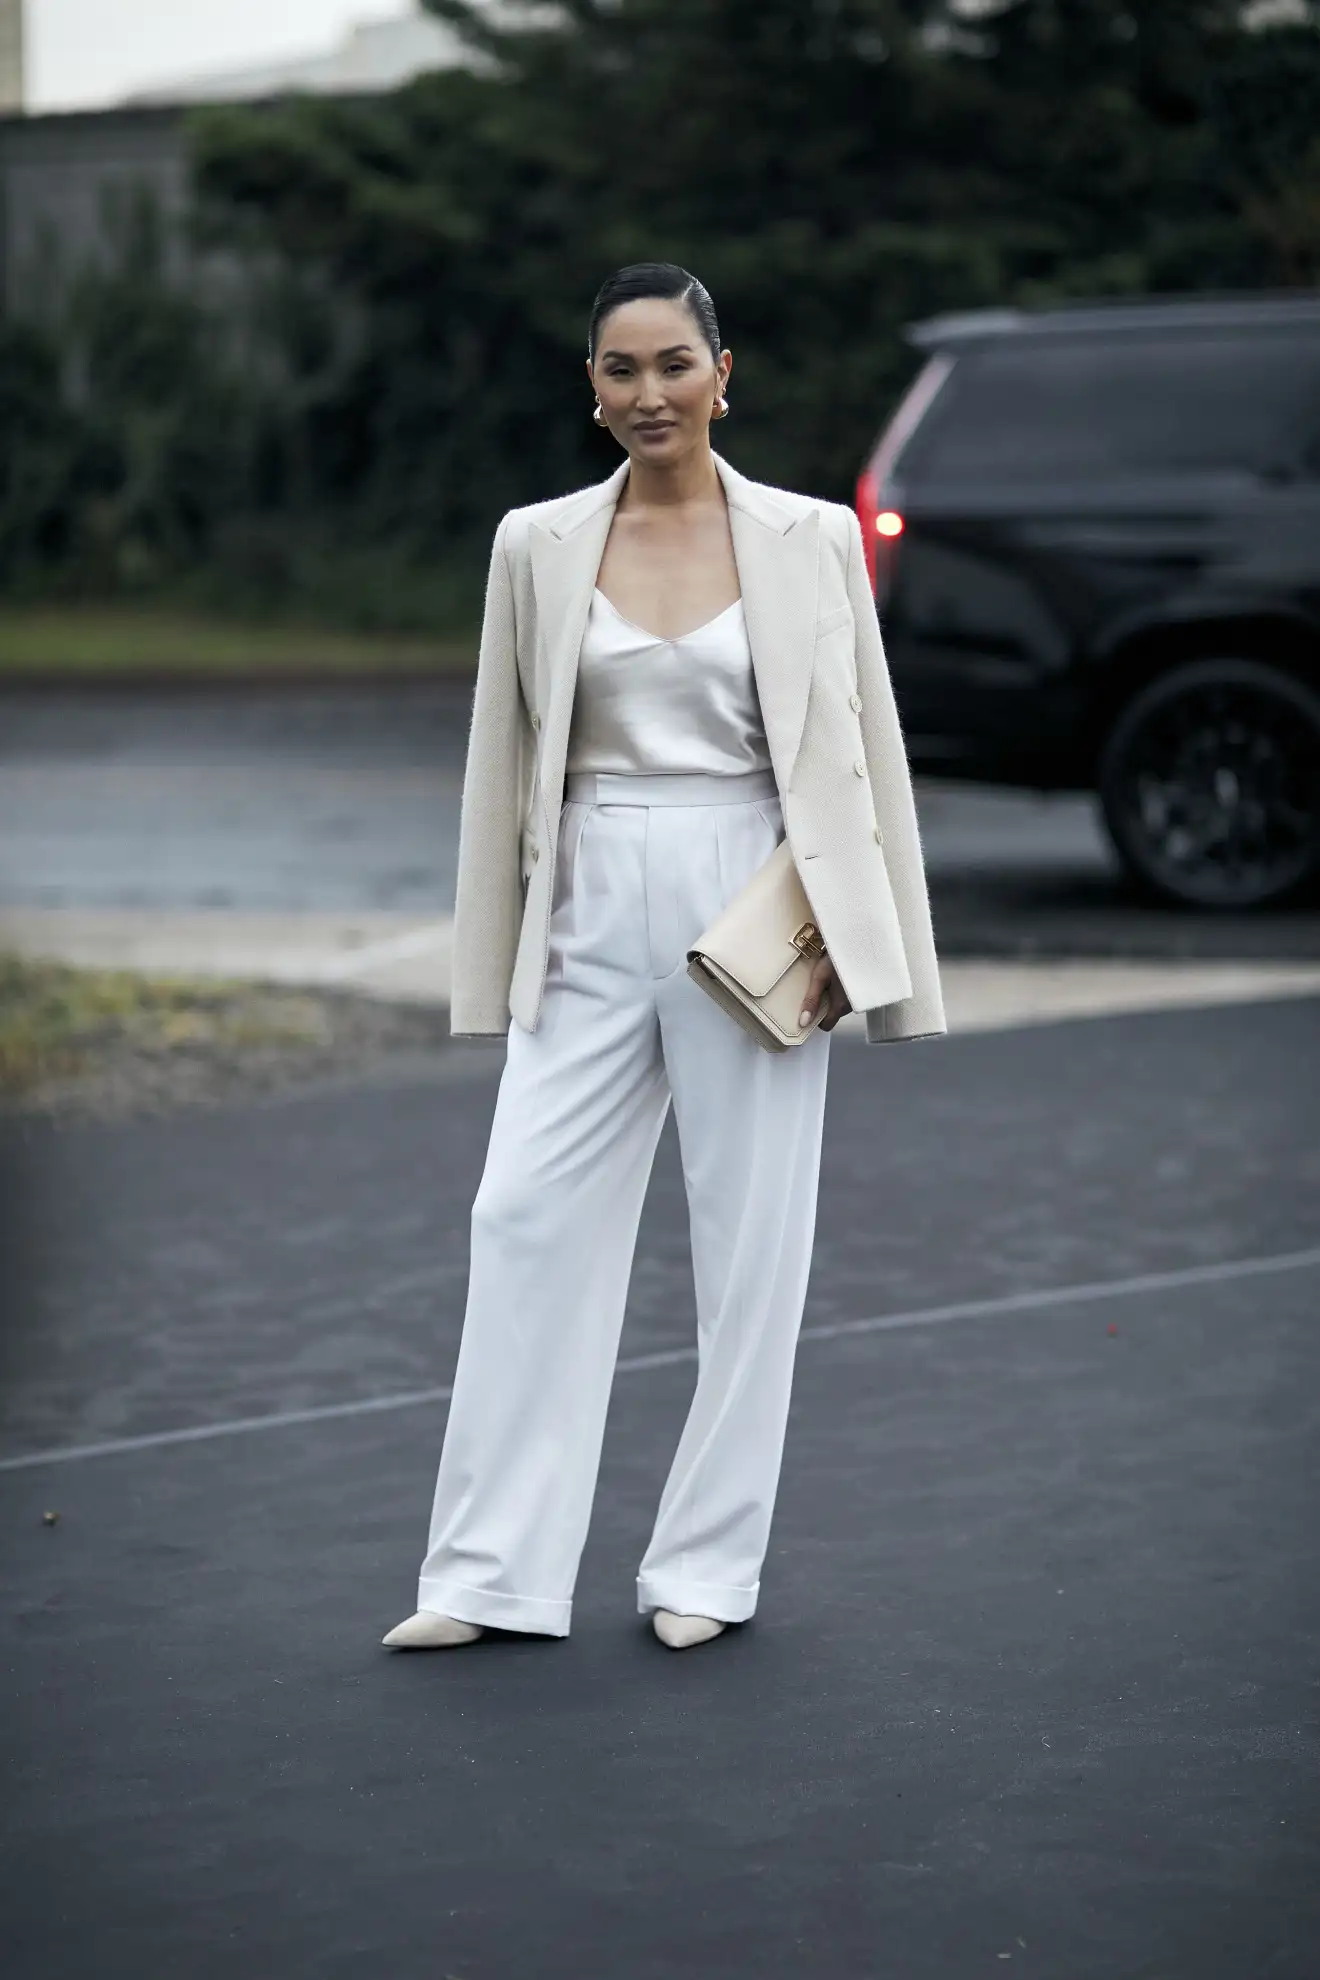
left=6, top=0, right=1319, bottom=621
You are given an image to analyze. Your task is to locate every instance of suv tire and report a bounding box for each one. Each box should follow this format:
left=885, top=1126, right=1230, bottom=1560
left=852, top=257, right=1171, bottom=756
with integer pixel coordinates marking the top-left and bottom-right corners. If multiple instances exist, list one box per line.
left=1099, top=657, right=1320, bottom=909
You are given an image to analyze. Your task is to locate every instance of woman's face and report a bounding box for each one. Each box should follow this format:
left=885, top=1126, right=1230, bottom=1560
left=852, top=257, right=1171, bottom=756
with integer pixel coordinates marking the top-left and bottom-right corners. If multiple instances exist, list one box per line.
left=587, top=297, right=732, bottom=467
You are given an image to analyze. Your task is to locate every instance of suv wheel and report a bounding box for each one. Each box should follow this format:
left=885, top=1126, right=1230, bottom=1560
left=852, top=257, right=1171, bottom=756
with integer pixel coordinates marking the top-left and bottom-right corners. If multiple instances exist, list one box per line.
left=1099, top=658, right=1320, bottom=909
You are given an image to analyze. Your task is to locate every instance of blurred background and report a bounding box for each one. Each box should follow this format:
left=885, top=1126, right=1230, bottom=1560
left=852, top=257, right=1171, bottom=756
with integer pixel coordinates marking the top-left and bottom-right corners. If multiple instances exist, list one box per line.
left=3, top=0, right=1320, bottom=1104
left=3, top=0, right=1319, bottom=636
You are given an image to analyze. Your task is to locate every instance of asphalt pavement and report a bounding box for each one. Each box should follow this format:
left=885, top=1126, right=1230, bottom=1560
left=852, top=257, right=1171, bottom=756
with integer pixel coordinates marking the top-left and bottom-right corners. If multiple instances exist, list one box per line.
left=2, top=995, right=1318, bottom=1978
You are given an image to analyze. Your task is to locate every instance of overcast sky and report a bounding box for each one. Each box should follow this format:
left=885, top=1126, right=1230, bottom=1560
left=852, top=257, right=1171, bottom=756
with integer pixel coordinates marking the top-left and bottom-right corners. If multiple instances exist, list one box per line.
left=27, top=1, right=410, bottom=111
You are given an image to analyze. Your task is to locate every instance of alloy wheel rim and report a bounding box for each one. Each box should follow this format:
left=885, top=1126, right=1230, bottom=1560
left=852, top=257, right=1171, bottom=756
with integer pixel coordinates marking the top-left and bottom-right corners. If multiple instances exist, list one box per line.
left=1120, top=682, right=1317, bottom=905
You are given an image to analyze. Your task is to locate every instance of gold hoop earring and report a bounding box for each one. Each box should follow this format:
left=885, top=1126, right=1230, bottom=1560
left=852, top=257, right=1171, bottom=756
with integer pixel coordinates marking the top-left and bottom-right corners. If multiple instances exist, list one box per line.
left=712, top=394, right=730, bottom=420
left=592, top=401, right=607, bottom=426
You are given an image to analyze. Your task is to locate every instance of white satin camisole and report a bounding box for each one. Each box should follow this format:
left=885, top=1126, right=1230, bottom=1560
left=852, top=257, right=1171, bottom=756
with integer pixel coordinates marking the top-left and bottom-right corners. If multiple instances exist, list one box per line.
left=565, top=589, right=773, bottom=779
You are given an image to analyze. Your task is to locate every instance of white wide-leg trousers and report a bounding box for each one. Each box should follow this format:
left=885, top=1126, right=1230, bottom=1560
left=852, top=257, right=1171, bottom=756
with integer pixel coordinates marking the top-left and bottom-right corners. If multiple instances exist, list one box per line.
left=417, top=768, right=831, bottom=1635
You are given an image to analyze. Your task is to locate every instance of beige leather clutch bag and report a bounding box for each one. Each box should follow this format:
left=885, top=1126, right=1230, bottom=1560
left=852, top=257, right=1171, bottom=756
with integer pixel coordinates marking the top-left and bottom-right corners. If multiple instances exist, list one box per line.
left=686, top=839, right=828, bottom=1052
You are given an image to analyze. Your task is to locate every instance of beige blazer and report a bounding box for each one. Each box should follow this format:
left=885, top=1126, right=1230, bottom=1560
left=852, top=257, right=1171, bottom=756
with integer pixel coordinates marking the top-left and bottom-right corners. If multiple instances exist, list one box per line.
left=450, top=451, right=945, bottom=1046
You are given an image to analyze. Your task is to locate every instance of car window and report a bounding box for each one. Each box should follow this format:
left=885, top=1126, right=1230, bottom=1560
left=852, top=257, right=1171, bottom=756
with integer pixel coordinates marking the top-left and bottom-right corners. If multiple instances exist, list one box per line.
left=899, top=330, right=1320, bottom=482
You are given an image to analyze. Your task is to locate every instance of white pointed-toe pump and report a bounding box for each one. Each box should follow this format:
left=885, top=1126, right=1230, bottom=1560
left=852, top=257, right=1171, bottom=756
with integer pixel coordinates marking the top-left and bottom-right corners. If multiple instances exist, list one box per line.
left=382, top=1610, right=484, bottom=1649
left=652, top=1610, right=727, bottom=1650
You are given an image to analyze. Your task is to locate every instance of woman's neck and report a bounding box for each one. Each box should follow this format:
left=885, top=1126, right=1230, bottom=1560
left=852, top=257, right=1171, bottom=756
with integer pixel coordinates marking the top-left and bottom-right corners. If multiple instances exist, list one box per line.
left=620, top=443, right=722, bottom=512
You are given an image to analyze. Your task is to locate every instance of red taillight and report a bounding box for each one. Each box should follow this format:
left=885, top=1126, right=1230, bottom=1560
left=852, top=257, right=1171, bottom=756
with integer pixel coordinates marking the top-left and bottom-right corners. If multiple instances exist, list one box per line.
left=855, top=470, right=905, bottom=596
left=855, top=468, right=880, bottom=590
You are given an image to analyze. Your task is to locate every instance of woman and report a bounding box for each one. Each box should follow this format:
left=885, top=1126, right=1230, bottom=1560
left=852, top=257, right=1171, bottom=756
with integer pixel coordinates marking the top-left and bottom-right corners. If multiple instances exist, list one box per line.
left=385, top=263, right=943, bottom=1654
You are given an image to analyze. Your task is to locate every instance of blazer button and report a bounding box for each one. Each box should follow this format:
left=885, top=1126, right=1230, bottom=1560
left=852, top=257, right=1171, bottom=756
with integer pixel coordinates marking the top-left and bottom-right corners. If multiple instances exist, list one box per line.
left=849, top=692, right=862, bottom=712
left=853, top=759, right=866, bottom=777
left=873, top=824, right=884, bottom=844
left=530, top=711, right=542, bottom=731
left=530, top=844, right=540, bottom=861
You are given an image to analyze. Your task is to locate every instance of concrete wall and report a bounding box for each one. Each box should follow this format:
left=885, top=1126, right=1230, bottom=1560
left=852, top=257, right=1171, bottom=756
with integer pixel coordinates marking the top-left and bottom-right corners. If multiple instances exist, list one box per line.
left=0, top=106, right=187, bottom=312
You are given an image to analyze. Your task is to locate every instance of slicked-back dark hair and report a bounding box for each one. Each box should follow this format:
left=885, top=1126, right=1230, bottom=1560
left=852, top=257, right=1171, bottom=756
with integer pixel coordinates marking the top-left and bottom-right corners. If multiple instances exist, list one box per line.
left=588, top=263, right=722, bottom=364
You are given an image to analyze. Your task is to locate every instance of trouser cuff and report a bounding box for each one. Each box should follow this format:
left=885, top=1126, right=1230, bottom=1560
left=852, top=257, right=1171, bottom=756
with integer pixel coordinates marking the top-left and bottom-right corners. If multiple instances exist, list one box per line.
left=636, top=1575, right=759, bottom=1624
left=418, top=1579, right=571, bottom=1637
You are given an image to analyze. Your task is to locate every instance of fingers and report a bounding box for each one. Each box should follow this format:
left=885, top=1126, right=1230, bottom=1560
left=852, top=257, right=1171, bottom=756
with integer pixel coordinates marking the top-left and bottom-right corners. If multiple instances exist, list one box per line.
left=800, top=957, right=855, bottom=1033
left=815, top=962, right=854, bottom=1034
left=798, top=956, right=834, bottom=1032
left=818, top=976, right=845, bottom=1030
left=819, top=984, right=852, bottom=1031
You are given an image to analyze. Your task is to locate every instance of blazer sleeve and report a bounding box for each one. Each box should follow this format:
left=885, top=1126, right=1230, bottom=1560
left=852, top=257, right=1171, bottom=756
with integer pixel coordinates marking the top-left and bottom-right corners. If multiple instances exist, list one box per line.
left=842, top=508, right=947, bottom=1044
left=449, top=515, right=525, bottom=1038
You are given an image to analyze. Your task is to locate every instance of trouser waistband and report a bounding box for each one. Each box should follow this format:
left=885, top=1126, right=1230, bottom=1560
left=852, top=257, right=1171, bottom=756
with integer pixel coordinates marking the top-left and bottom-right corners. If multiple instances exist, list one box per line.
left=563, top=769, right=779, bottom=808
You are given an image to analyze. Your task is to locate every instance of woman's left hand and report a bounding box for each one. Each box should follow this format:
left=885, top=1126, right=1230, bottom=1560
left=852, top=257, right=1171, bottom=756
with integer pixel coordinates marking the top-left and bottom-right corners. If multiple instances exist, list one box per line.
left=799, top=955, right=853, bottom=1033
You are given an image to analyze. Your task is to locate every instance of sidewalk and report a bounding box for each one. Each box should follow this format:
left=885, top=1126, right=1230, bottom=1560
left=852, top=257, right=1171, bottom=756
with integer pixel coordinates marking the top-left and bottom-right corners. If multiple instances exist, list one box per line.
left=5, top=906, right=1320, bottom=1033
left=0, top=908, right=455, bottom=1003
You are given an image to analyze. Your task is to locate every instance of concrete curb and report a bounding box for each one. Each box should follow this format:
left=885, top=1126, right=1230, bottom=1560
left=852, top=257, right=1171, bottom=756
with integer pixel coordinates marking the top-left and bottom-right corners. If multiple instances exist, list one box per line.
left=5, top=908, right=1320, bottom=1035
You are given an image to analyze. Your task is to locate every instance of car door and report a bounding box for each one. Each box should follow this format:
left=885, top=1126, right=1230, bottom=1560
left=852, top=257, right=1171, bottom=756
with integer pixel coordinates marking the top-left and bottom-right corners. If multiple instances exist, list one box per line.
left=876, top=323, right=1320, bottom=776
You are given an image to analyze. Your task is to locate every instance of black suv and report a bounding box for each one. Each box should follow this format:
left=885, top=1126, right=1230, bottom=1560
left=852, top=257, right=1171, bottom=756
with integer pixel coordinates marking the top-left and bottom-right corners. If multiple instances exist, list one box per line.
left=857, top=295, right=1320, bottom=907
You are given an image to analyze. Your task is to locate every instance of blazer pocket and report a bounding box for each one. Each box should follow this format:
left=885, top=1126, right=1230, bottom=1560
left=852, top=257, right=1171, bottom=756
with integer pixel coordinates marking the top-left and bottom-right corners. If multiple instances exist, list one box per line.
left=814, top=601, right=854, bottom=642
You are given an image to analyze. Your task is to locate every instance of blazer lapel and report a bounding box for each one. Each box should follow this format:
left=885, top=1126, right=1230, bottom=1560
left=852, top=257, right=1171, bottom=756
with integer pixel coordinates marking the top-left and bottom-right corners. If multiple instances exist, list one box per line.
left=529, top=459, right=629, bottom=824
left=716, top=454, right=819, bottom=791
left=528, top=452, right=820, bottom=817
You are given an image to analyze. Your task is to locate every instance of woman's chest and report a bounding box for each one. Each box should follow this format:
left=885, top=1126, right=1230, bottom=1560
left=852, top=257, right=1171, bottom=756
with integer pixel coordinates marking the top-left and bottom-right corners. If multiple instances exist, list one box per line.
left=594, top=513, right=741, bottom=641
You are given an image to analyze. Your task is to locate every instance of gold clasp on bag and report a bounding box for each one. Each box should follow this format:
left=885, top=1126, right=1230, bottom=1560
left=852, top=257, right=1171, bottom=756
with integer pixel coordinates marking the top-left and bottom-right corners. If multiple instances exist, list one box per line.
left=792, top=921, right=825, bottom=960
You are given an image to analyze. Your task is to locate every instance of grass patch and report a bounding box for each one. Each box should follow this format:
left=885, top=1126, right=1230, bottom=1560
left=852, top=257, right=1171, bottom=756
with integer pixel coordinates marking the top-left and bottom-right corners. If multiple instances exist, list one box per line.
left=0, top=954, right=329, bottom=1098
left=0, top=607, right=478, bottom=680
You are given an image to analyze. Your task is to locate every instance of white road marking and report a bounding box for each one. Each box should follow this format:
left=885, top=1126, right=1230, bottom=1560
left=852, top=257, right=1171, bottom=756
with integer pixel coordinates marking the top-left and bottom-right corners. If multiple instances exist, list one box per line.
left=2, top=1244, right=1317, bottom=1475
